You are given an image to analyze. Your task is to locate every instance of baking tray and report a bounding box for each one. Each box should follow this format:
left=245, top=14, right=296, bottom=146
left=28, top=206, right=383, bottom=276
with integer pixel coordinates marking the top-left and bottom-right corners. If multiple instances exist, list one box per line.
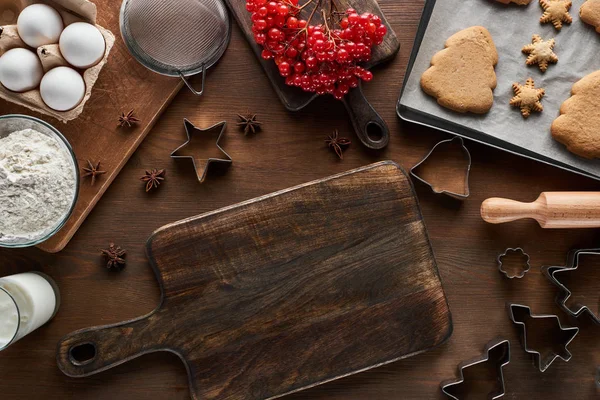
left=397, top=0, right=600, bottom=181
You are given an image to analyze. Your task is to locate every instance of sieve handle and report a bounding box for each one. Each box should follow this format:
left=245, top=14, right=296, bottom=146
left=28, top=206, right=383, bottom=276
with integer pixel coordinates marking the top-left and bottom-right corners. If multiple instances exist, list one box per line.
left=178, top=65, right=206, bottom=96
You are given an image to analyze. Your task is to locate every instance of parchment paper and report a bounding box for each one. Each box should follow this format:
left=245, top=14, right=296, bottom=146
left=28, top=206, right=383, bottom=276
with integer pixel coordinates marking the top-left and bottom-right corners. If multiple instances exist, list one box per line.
left=400, top=0, right=600, bottom=178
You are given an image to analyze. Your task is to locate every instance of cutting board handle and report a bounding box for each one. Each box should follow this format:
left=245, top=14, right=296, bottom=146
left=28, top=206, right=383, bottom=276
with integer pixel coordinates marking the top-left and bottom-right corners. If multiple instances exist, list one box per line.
left=343, top=84, right=390, bottom=150
left=56, top=315, right=161, bottom=377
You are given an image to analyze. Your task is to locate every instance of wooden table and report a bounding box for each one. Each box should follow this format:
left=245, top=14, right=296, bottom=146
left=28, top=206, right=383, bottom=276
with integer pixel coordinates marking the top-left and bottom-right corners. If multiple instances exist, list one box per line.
left=1, top=0, right=599, bottom=398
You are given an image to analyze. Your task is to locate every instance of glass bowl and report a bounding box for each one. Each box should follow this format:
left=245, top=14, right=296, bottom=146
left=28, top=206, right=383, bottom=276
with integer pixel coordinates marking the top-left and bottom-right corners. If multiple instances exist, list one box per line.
left=0, top=115, right=79, bottom=248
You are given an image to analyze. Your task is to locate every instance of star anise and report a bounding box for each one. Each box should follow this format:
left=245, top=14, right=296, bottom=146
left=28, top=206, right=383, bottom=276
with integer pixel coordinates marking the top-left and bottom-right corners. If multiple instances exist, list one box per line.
left=140, top=169, right=166, bottom=192
left=82, top=160, right=107, bottom=186
left=325, top=130, right=351, bottom=159
left=118, top=110, right=140, bottom=127
left=101, top=243, right=126, bottom=271
left=237, top=113, right=262, bottom=135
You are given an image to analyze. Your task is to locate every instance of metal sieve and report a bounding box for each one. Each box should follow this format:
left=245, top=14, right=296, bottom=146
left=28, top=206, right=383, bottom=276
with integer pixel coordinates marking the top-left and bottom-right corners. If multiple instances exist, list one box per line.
left=119, top=0, right=231, bottom=96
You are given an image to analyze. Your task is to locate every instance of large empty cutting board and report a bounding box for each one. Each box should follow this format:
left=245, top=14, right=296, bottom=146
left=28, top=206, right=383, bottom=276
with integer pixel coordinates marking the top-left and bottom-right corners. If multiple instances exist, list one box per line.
left=57, top=161, right=452, bottom=400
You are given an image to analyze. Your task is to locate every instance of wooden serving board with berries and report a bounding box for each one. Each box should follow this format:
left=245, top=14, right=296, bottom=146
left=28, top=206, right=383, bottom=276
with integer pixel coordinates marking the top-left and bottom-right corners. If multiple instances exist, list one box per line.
left=224, top=0, right=400, bottom=149
left=57, top=162, right=452, bottom=400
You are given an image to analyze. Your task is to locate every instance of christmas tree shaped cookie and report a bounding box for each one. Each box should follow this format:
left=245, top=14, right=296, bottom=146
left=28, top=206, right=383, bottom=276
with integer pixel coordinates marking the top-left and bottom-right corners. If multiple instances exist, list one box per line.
left=552, top=70, right=600, bottom=159
left=580, top=0, right=600, bottom=33
left=421, top=26, right=498, bottom=114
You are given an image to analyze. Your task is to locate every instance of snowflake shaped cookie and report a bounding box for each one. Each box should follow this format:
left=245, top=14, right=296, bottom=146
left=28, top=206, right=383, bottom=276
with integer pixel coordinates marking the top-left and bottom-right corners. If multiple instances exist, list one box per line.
left=540, top=0, right=573, bottom=30
left=510, top=78, right=546, bottom=118
left=522, top=35, right=558, bottom=72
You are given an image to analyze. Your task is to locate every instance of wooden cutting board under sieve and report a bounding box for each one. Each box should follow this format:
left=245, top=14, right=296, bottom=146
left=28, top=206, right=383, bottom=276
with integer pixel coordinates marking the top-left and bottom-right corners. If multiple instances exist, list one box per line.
left=57, top=161, right=452, bottom=400
left=0, top=0, right=185, bottom=253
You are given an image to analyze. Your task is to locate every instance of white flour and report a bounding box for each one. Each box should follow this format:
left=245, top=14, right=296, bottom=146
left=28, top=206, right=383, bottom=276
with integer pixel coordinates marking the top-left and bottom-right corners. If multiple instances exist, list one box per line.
left=0, top=128, right=76, bottom=242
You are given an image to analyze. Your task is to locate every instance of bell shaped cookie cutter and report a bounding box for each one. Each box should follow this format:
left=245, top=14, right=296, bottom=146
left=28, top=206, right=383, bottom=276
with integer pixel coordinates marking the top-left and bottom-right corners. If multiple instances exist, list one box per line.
left=498, top=248, right=531, bottom=279
left=508, top=303, right=579, bottom=372
left=410, top=136, right=472, bottom=200
left=542, top=248, right=600, bottom=325
left=440, top=338, right=510, bottom=399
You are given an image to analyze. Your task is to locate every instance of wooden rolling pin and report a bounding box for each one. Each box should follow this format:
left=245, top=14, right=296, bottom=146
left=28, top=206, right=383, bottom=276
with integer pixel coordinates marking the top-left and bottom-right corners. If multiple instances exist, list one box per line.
left=481, top=192, right=600, bottom=228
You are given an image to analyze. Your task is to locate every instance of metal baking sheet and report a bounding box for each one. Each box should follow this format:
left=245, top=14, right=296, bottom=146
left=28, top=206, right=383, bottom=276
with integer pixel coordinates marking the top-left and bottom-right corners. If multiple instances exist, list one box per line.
left=398, top=0, right=600, bottom=181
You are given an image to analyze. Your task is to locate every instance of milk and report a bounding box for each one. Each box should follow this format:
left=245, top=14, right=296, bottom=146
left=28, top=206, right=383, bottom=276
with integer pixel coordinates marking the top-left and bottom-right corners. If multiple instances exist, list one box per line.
left=0, top=272, right=59, bottom=350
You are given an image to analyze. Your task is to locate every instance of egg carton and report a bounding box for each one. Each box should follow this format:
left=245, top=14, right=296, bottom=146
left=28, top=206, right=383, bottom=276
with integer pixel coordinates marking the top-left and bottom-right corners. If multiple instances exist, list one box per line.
left=0, top=0, right=115, bottom=122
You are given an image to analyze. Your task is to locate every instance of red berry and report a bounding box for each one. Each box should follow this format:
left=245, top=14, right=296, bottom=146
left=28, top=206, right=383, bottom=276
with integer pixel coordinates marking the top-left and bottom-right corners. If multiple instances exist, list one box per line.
left=285, top=47, right=298, bottom=58
left=340, top=17, right=349, bottom=29
left=254, top=32, right=266, bottom=44
left=294, top=61, right=305, bottom=73
left=305, top=56, right=317, bottom=69
left=279, top=61, right=291, bottom=76
left=268, top=27, right=281, bottom=39
left=287, top=16, right=298, bottom=29
left=267, top=1, right=278, bottom=14
left=297, top=19, right=307, bottom=28
left=256, top=6, right=268, bottom=17
left=261, top=49, right=273, bottom=59
left=361, top=70, right=373, bottom=82
left=336, top=48, right=349, bottom=63
left=277, top=4, right=288, bottom=16
left=376, top=24, right=387, bottom=37
left=348, top=13, right=359, bottom=24
left=254, top=19, right=267, bottom=30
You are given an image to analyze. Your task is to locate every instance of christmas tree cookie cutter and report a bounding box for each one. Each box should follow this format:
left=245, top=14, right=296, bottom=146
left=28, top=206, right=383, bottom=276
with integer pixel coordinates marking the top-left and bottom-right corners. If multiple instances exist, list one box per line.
left=170, top=119, right=232, bottom=183
left=508, top=303, right=579, bottom=372
left=440, top=338, right=510, bottom=399
left=542, top=248, right=600, bottom=325
left=410, top=136, right=472, bottom=200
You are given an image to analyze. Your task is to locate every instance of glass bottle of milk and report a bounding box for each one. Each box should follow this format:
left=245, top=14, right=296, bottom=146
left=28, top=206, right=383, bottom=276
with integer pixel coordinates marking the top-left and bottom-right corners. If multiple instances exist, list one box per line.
left=0, top=272, right=60, bottom=350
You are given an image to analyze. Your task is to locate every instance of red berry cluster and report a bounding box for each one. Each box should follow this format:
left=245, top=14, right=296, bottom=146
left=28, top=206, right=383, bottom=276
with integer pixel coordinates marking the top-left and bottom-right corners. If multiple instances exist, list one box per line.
left=245, top=0, right=387, bottom=100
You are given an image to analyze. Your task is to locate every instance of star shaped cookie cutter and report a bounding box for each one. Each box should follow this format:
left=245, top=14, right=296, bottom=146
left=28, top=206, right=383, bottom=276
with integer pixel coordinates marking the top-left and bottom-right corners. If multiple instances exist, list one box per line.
left=170, top=119, right=232, bottom=183
left=508, top=303, right=579, bottom=372
left=440, top=338, right=510, bottom=399
left=542, top=248, right=600, bottom=325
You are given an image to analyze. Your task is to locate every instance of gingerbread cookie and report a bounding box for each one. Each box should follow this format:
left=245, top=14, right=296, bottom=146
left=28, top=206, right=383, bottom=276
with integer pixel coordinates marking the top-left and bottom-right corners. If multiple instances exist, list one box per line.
left=495, top=0, right=532, bottom=4
left=552, top=70, right=600, bottom=159
left=510, top=78, right=545, bottom=118
left=421, top=26, right=498, bottom=114
left=580, top=0, right=600, bottom=33
left=540, top=0, right=573, bottom=30
left=522, top=35, right=558, bottom=72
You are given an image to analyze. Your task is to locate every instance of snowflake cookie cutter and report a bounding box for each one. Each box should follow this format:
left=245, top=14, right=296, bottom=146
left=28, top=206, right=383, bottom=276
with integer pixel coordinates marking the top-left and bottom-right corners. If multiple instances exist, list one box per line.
left=410, top=136, right=472, bottom=200
left=542, top=248, right=600, bottom=325
left=508, top=303, right=579, bottom=372
left=440, top=338, right=510, bottom=399
left=497, top=248, right=531, bottom=279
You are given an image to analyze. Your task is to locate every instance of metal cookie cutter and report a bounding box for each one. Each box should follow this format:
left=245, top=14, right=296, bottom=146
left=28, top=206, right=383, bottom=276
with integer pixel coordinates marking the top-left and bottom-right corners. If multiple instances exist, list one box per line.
left=542, top=248, right=600, bottom=325
left=410, top=136, right=472, bottom=200
left=440, top=338, right=510, bottom=399
left=171, top=119, right=232, bottom=183
left=508, top=303, right=579, bottom=372
left=498, top=248, right=531, bottom=279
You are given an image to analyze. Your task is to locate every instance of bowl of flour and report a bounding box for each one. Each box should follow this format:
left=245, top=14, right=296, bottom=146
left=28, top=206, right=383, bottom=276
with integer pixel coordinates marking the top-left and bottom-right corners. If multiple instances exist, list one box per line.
left=0, top=115, right=78, bottom=247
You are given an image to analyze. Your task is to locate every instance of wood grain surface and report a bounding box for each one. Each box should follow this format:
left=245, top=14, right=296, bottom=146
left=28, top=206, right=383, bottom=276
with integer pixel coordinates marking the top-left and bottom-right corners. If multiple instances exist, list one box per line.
left=1, top=0, right=600, bottom=399
left=0, top=0, right=185, bottom=253
left=56, top=162, right=451, bottom=400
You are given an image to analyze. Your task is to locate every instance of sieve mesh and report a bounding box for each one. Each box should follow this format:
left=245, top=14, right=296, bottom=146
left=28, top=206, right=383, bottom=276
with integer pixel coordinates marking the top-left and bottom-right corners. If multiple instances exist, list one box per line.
left=120, top=0, right=230, bottom=77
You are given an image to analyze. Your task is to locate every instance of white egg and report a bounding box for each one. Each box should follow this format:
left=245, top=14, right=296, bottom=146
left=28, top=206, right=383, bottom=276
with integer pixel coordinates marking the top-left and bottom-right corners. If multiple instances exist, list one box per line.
left=17, top=4, right=64, bottom=48
left=0, top=48, right=43, bottom=92
left=59, top=22, right=106, bottom=69
left=40, top=67, right=85, bottom=111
